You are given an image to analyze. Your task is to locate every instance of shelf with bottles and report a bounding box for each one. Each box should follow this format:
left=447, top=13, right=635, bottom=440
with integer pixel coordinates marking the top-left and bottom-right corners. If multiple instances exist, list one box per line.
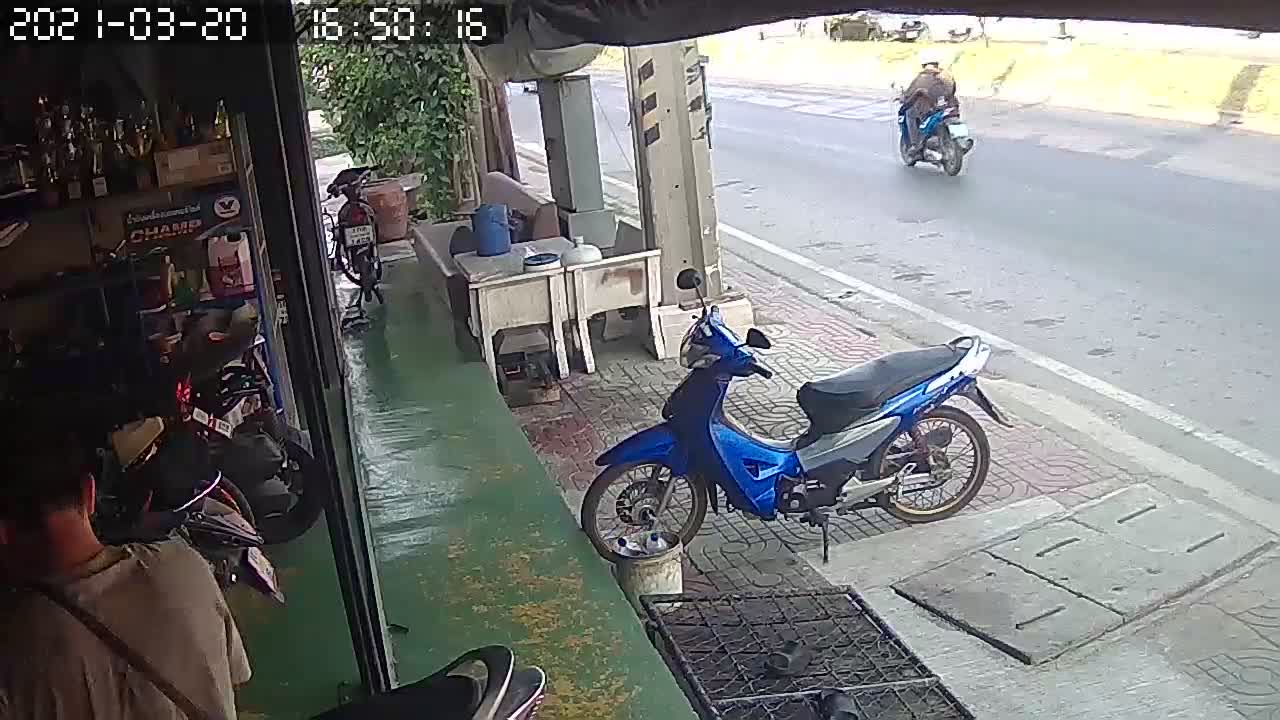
left=3, top=96, right=236, bottom=227
left=0, top=172, right=242, bottom=227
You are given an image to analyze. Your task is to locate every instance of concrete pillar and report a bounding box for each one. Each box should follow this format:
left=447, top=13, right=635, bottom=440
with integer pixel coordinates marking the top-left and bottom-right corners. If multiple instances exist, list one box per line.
left=624, top=42, right=723, bottom=304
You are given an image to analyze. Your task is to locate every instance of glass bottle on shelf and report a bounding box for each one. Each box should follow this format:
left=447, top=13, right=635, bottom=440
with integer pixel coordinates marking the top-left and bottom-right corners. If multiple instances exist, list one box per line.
left=127, top=104, right=156, bottom=190
left=38, top=146, right=60, bottom=208
left=108, top=118, right=134, bottom=194
left=34, top=96, right=60, bottom=208
left=80, top=105, right=108, bottom=198
left=213, top=99, right=231, bottom=141
left=56, top=102, right=83, bottom=201
left=157, top=100, right=177, bottom=151
left=177, top=104, right=198, bottom=147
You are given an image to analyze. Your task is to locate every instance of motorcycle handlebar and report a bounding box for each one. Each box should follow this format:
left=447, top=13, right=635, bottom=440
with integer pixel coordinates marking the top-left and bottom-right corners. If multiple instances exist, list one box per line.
left=753, top=362, right=774, bottom=379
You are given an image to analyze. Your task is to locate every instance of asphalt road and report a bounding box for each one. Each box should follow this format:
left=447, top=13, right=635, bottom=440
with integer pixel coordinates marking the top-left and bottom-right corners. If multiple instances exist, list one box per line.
left=506, top=76, right=1280, bottom=503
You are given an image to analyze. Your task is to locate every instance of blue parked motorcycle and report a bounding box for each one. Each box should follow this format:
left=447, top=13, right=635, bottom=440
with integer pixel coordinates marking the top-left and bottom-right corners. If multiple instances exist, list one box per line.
left=581, top=270, right=1011, bottom=562
left=896, top=94, right=974, bottom=176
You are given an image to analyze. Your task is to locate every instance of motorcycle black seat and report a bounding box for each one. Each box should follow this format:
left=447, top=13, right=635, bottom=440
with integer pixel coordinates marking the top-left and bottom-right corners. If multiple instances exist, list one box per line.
left=171, top=307, right=260, bottom=384
left=311, top=674, right=479, bottom=719
left=311, top=645, right=514, bottom=720
left=796, top=344, right=965, bottom=435
left=327, top=166, right=375, bottom=195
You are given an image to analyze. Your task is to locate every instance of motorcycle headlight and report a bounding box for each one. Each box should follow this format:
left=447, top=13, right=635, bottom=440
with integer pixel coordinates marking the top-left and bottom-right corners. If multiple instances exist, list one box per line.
left=679, top=324, right=719, bottom=369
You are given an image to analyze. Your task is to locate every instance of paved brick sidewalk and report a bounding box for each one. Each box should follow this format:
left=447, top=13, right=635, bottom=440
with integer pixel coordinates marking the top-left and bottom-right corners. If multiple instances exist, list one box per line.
left=512, top=247, right=1148, bottom=594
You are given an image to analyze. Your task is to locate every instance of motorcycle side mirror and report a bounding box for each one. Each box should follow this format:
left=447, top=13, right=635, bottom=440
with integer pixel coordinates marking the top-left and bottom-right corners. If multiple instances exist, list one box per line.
left=676, top=269, right=703, bottom=291
left=745, top=328, right=772, bottom=349
left=676, top=268, right=709, bottom=316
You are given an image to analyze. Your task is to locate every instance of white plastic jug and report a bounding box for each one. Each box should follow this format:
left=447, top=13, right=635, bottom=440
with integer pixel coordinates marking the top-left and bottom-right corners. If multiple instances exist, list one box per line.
left=207, top=233, right=255, bottom=298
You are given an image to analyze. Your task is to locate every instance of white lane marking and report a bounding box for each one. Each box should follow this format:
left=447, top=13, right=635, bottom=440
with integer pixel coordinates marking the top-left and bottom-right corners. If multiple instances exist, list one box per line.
left=517, top=139, right=1280, bottom=479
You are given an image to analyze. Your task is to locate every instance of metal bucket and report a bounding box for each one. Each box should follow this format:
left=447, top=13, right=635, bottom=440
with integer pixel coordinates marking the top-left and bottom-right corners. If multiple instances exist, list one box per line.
left=613, top=531, right=683, bottom=612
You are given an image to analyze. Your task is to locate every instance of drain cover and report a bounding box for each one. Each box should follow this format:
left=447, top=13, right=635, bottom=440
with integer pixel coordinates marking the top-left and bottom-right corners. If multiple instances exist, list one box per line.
left=894, top=551, right=1121, bottom=664
left=894, top=485, right=1274, bottom=665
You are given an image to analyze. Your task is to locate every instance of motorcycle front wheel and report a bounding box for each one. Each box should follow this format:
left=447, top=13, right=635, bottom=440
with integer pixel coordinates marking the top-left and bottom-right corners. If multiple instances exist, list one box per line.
left=256, top=434, right=327, bottom=545
left=580, top=461, right=707, bottom=559
left=898, top=134, right=918, bottom=167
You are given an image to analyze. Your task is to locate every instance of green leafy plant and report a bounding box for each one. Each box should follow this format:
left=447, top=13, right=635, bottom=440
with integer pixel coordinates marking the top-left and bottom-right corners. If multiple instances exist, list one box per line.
left=300, top=29, right=472, bottom=218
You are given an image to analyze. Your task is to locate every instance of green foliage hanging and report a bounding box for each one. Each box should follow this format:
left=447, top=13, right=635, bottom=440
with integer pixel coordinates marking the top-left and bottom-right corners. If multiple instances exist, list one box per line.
left=300, top=23, right=472, bottom=218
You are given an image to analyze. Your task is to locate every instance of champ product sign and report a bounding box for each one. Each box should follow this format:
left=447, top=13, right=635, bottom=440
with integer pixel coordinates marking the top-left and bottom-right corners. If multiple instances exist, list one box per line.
left=124, top=189, right=245, bottom=245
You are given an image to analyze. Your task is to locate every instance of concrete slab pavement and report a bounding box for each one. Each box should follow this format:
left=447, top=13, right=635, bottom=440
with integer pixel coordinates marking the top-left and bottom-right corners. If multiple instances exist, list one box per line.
left=810, top=483, right=1276, bottom=715
left=863, top=583, right=1248, bottom=720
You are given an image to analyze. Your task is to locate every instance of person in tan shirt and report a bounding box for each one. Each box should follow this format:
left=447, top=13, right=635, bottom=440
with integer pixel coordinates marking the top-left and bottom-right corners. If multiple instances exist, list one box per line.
left=903, top=49, right=959, bottom=157
left=0, top=421, right=251, bottom=719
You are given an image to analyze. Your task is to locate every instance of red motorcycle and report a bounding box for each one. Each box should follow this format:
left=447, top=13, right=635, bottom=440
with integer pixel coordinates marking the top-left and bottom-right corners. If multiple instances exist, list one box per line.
left=325, top=166, right=384, bottom=330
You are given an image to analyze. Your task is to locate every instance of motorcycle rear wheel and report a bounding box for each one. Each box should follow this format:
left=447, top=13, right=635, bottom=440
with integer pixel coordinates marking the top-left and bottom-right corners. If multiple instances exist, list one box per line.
left=941, top=129, right=965, bottom=176
left=871, top=405, right=989, bottom=522
left=581, top=461, right=707, bottom=559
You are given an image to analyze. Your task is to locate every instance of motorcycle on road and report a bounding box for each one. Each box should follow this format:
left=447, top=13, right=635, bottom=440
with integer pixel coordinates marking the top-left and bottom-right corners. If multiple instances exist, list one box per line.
left=896, top=94, right=974, bottom=176
left=580, top=269, right=1011, bottom=562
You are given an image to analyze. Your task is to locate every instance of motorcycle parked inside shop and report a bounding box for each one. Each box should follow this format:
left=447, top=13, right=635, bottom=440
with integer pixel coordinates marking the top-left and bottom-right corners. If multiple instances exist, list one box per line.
left=165, top=306, right=325, bottom=546
left=313, top=645, right=546, bottom=720
left=325, top=165, right=384, bottom=331
left=94, top=417, right=283, bottom=602
left=580, top=269, right=1012, bottom=562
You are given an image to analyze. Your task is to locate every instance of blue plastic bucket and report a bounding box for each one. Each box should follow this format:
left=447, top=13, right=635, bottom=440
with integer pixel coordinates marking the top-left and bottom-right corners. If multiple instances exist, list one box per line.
left=473, top=203, right=511, bottom=257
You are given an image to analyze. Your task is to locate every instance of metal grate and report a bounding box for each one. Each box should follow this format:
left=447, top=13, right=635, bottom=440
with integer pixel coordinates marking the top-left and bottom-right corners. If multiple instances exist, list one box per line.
left=642, top=589, right=974, bottom=720
left=715, top=685, right=973, bottom=720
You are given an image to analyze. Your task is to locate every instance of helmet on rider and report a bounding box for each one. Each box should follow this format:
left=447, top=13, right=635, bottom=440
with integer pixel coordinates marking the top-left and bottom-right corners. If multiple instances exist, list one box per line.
left=919, top=48, right=944, bottom=69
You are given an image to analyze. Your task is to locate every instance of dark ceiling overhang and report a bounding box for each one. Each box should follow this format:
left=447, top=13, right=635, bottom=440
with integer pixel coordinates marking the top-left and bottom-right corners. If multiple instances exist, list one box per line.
left=516, top=1, right=1279, bottom=49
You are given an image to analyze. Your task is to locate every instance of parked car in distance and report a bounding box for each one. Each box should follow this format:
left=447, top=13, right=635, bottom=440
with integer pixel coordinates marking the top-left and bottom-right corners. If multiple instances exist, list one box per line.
left=825, top=12, right=977, bottom=43
left=824, top=12, right=883, bottom=41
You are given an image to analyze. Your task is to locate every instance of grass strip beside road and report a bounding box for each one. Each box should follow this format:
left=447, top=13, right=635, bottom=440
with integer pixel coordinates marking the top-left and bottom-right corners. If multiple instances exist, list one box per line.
left=593, top=36, right=1280, bottom=133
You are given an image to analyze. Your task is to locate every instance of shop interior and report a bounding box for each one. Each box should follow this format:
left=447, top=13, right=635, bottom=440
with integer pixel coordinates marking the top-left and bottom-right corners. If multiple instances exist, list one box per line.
left=1, top=13, right=392, bottom=714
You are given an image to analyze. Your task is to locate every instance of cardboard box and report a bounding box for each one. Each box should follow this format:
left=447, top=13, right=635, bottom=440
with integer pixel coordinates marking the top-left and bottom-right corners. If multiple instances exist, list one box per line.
left=154, top=141, right=235, bottom=187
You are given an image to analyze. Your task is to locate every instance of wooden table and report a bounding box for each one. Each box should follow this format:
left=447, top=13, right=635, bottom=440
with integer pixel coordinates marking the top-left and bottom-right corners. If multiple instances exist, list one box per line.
left=454, top=237, right=574, bottom=382
left=565, top=249, right=663, bottom=373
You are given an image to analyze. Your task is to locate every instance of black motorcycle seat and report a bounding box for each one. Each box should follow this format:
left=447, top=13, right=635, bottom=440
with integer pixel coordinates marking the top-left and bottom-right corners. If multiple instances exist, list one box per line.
left=172, top=307, right=260, bottom=384
left=310, top=675, right=479, bottom=720
left=311, top=645, right=514, bottom=720
left=327, top=166, right=374, bottom=195
left=494, top=668, right=546, bottom=719
left=797, top=345, right=965, bottom=435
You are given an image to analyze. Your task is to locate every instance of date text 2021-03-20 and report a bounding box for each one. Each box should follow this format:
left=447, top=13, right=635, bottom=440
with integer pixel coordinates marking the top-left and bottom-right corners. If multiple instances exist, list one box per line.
left=6, top=4, right=505, bottom=44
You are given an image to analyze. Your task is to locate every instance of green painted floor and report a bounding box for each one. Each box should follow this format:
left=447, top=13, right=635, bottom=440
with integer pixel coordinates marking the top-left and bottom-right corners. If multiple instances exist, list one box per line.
left=234, top=257, right=695, bottom=720
left=231, top=520, right=362, bottom=718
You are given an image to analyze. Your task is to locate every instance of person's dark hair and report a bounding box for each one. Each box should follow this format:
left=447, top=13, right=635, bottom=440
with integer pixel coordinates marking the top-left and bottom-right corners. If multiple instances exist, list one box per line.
left=0, top=419, right=92, bottom=533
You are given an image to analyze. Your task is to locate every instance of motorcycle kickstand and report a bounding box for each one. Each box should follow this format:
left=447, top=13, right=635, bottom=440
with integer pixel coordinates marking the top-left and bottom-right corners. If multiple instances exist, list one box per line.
left=821, top=516, right=831, bottom=564
left=805, top=509, right=832, bottom=564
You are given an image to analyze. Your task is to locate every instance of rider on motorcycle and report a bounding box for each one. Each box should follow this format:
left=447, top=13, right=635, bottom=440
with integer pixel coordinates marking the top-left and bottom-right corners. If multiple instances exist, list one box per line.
left=903, top=49, right=959, bottom=157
